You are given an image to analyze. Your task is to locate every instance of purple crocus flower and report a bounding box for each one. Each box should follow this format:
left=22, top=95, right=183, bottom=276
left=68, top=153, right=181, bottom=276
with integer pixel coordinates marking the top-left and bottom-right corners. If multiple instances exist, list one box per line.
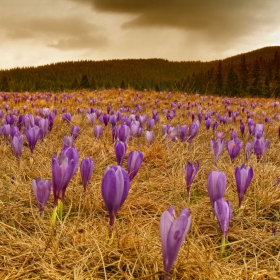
left=32, top=178, right=51, bottom=215
left=127, top=151, right=144, bottom=180
left=240, top=122, right=245, bottom=137
left=71, top=125, right=80, bottom=140
left=94, top=125, right=103, bottom=139
left=226, top=138, right=243, bottom=162
left=101, top=166, right=130, bottom=230
left=255, top=124, right=264, bottom=139
left=38, top=118, right=49, bottom=141
left=117, top=124, right=130, bottom=143
left=210, top=138, right=224, bottom=162
left=187, top=120, right=199, bottom=143
left=160, top=206, right=191, bottom=280
left=254, top=137, right=269, bottom=162
left=24, top=126, right=42, bottom=155
left=207, top=171, right=227, bottom=209
left=80, top=157, right=94, bottom=194
left=145, top=130, right=154, bottom=147
left=102, top=114, right=110, bottom=126
left=205, top=118, right=212, bottom=130
left=52, top=146, right=79, bottom=206
left=11, top=133, right=24, bottom=163
left=147, top=118, right=156, bottom=130
left=179, top=125, right=187, bottom=142
left=87, top=112, right=96, bottom=126
left=185, top=162, right=199, bottom=201
left=214, top=198, right=232, bottom=238
left=114, top=141, right=127, bottom=166
left=63, top=136, right=74, bottom=148
left=235, top=164, right=254, bottom=207
left=245, top=142, right=252, bottom=161
left=62, top=112, right=72, bottom=124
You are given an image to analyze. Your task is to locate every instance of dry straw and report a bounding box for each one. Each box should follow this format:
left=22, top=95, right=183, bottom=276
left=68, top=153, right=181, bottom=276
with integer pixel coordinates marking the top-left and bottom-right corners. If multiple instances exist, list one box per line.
left=0, top=90, right=279, bottom=279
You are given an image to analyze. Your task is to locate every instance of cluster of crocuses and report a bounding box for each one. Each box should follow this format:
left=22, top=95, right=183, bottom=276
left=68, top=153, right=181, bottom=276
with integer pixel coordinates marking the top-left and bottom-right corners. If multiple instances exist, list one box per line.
left=0, top=110, right=56, bottom=164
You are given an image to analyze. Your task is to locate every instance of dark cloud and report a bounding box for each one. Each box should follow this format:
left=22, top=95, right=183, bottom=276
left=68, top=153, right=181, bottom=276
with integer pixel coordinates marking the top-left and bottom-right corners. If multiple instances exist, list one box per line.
left=0, top=15, right=108, bottom=50
left=69, top=0, right=280, bottom=44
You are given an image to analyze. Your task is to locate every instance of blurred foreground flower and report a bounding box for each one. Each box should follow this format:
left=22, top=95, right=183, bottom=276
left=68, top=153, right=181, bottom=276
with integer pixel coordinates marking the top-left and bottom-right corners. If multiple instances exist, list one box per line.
left=185, top=162, right=199, bottom=201
left=32, top=178, right=51, bottom=215
left=101, top=166, right=130, bottom=237
left=160, top=206, right=191, bottom=280
left=235, top=165, right=254, bottom=207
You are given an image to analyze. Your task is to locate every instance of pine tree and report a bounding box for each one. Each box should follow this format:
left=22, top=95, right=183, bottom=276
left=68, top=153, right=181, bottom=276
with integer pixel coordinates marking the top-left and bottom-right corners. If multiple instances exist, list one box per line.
left=250, top=57, right=264, bottom=97
left=227, top=65, right=240, bottom=97
left=239, top=55, right=249, bottom=96
left=214, top=61, right=223, bottom=95
left=79, top=75, right=90, bottom=89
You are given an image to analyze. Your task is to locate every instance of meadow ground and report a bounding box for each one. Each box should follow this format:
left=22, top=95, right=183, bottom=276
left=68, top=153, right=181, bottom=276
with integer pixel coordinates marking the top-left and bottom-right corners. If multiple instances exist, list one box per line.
left=0, top=90, right=279, bottom=279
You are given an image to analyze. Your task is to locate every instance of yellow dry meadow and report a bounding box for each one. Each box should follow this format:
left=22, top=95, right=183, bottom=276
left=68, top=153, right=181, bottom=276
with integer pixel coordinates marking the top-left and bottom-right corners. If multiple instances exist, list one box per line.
left=0, top=90, right=279, bottom=279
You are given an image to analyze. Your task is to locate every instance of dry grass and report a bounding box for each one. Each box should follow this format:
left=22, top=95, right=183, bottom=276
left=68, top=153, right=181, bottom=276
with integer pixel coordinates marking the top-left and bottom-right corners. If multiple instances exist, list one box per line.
left=0, top=90, right=279, bottom=279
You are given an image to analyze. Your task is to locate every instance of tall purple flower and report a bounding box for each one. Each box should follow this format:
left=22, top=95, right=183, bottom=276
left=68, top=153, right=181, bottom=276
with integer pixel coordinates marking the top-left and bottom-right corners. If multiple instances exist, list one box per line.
left=226, top=138, right=243, bottom=162
left=24, top=126, right=42, bottom=155
left=52, top=146, right=79, bottom=206
left=127, top=151, right=144, bottom=180
left=114, top=141, right=126, bottom=166
left=101, top=166, right=130, bottom=230
left=185, top=162, right=199, bottom=201
left=160, top=206, right=191, bottom=280
left=32, top=178, right=51, bottom=215
left=235, top=165, right=254, bottom=207
left=80, top=157, right=94, bottom=194
left=207, top=171, right=227, bottom=209
left=179, top=125, right=187, bottom=142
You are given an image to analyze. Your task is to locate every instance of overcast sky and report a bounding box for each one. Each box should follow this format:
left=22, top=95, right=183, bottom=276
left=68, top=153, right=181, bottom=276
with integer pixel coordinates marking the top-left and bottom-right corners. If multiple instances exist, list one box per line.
left=1, top=0, right=280, bottom=70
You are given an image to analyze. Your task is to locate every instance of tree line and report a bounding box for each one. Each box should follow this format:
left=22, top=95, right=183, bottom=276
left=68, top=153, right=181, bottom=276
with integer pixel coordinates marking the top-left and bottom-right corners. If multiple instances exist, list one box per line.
left=1, top=46, right=280, bottom=98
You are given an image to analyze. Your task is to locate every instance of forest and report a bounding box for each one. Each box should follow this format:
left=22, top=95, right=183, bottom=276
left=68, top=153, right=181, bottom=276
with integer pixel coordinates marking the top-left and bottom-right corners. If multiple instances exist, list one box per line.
left=1, top=46, right=280, bottom=98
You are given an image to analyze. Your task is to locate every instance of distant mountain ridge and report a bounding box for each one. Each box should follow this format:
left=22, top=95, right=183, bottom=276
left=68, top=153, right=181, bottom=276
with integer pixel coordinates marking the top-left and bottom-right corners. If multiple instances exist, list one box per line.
left=1, top=46, right=280, bottom=98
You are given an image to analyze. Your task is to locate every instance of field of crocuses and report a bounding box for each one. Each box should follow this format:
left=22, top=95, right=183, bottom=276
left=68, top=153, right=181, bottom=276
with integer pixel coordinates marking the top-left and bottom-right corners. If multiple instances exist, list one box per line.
left=0, top=90, right=279, bottom=279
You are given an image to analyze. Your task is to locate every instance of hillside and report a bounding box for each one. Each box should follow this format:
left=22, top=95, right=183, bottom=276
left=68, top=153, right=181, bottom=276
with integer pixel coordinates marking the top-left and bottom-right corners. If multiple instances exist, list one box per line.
left=1, top=46, right=280, bottom=97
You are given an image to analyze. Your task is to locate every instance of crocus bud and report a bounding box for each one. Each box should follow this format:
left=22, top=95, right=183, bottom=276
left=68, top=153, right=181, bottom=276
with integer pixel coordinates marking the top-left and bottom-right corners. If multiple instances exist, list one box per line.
left=214, top=198, right=232, bottom=239
left=226, top=138, right=242, bottom=162
left=207, top=171, right=227, bottom=210
left=160, top=206, right=191, bottom=280
left=32, top=178, right=51, bottom=215
left=52, top=146, right=79, bottom=206
left=114, top=141, right=126, bottom=166
left=145, top=131, right=154, bottom=147
left=94, top=125, right=103, bottom=139
left=11, top=133, right=24, bottom=162
left=127, top=151, right=144, bottom=180
left=80, top=157, right=94, bottom=194
left=71, top=125, right=80, bottom=140
left=101, top=166, right=130, bottom=230
left=185, top=162, right=199, bottom=201
left=24, top=126, right=42, bottom=155
left=210, top=138, right=224, bottom=162
left=235, top=165, right=254, bottom=207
